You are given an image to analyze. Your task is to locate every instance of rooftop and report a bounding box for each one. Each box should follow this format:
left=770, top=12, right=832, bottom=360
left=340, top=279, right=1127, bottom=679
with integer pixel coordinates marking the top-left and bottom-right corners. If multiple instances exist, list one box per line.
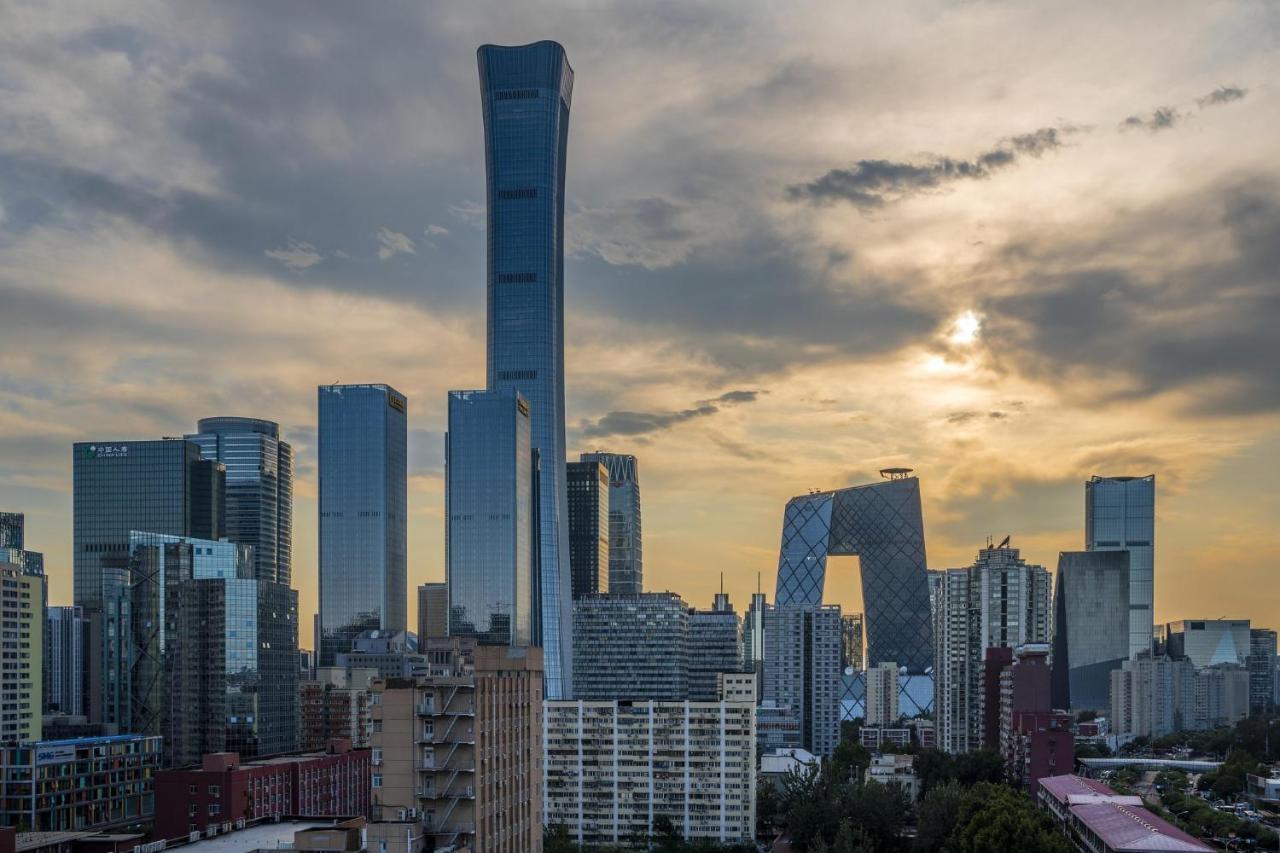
left=175, top=820, right=349, bottom=851
left=1040, top=775, right=1211, bottom=852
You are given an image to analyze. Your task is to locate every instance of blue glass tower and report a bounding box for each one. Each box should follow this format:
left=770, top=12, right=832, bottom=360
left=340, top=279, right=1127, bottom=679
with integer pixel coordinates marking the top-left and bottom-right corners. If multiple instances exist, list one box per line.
left=445, top=389, right=533, bottom=647
left=774, top=472, right=934, bottom=674
left=317, top=384, right=408, bottom=667
left=1086, top=474, right=1155, bottom=659
left=478, top=41, right=574, bottom=697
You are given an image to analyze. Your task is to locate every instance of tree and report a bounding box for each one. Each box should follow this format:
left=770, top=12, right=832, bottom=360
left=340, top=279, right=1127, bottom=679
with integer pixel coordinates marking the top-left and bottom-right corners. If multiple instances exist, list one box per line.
left=829, top=736, right=871, bottom=783
left=652, top=815, right=683, bottom=853
left=842, top=780, right=910, bottom=852
left=952, top=749, right=1005, bottom=786
left=913, top=781, right=964, bottom=852
left=912, top=749, right=954, bottom=797
left=544, top=823, right=578, bottom=853
left=949, top=783, right=1071, bottom=853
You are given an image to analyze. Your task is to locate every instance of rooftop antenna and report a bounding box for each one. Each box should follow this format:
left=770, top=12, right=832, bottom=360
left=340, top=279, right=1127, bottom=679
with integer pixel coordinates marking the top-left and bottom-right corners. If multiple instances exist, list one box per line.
left=998, top=535, right=1011, bottom=549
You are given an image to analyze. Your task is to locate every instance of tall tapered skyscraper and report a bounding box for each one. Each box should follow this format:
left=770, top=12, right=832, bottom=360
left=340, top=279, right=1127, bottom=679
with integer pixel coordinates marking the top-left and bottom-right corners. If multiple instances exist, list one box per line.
left=478, top=41, right=574, bottom=697
left=317, top=384, right=407, bottom=666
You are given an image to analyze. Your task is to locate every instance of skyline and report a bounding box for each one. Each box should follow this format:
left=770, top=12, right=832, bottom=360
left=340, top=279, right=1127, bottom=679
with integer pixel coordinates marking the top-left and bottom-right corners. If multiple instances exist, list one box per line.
left=1, top=1, right=1278, bottom=647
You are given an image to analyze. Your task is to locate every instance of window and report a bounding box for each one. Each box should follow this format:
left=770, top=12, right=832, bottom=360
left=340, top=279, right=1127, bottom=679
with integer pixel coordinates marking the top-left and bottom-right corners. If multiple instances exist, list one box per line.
left=372, top=774, right=382, bottom=788
left=498, top=188, right=537, bottom=200
left=208, top=803, right=221, bottom=816
left=208, top=785, right=220, bottom=797
left=496, top=273, right=537, bottom=284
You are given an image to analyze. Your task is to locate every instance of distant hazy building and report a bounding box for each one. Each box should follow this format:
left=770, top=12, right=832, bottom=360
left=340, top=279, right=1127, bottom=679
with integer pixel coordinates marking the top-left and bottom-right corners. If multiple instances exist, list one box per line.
left=842, top=613, right=864, bottom=671
left=446, top=389, right=533, bottom=647
left=0, top=512, right=21, bottom=549
left=0, top=511, right=43, bottom=576
left=417, top=582, right=448, bottom=642
left=1165, top=619, right=1250, bottom=668
left=1194, top=664, right=1250, bottom=730
left=1086, top=475, right=1155, bottom=659
left=335, top=630, right=428, bottom=681
left=566, top=460, right=609, bottom=599
left=0, top=561, right=42, bottom=744
left=45, top=605, right=87, bottom=716
left=775, top=473, right=933, bottom=673
left=300, top=667, right=377, bottom=752
left=579, top=452, right=642, bottom=594
left=186, top=417, right=294, bottom=585
left=1110, top=654, right=1195, bottom=739
left=742, top=590, right=768, bottom=681
left=545, top=676, right=756, bottom=847
left=1249, top=629, right=1277, bottom=714
left=689, top=594, right=742, bottom=701
left=317, top=384, right=407, bottom=666
left=573, top=592, right=689, bottom=700
left=933, top=541, right=1052, bottom=754
left=1051, top=551, right=1131, bottom=711
left=762, top=604, right=842, bottom=757
left=367, top=641, right=542, bottom=853
left=866, top=661, right=900, bottom=726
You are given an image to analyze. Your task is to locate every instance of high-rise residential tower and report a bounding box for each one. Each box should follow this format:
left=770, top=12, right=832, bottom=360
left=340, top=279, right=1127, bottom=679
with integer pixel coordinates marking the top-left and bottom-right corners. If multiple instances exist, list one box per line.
left=317, top=384, right=407, bottom=666
left=186, top=417, right=294, bottom=585
left=842, top=613, right=865, bottom=671
left=0, top=560, right=42, bottom=744
left=689, top=594, right=742, bottom=701
left=762, top=604, right=842, bottom=757
left=565, top=460, right=609, bottom=598
left=1086, top=475, right=1155, bottom=659
left=445, top=389, right=533, bottom=647
left=573, top=592, right=690, bottom=701
left=579, top=452, right=642, bottom=594
left=45, top=605, right=87, bottom=716
left=479, top=41, right=575, bottom=698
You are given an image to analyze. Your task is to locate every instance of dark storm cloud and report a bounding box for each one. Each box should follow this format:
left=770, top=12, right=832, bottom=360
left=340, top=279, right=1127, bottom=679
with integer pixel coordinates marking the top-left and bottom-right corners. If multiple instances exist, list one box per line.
left=978, top=179, right=1280, bottom=414
left=787, top=126, right=1074, bottom=209
left=1198, top=86, right=1247, bottom=107
left=577, top=389, right=763, bottom=439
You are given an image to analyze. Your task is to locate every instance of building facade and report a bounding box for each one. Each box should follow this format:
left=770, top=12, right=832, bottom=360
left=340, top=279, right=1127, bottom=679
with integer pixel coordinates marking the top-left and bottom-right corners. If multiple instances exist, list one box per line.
left=0, top=512, right=43, bottom=577
left=578, top=453, right=642, bottom=594
left=933, top=542, right=1052, bottom=754
left=417, top=583, right=448, bottom=643
left=1086, top=475, right=1155, bottom=659
left=565, top=460, right=609, bottom=599
left=317, top=384, right=407, bottom=667
left=44, top=605, right=86, bottom=717
left=1051, top=550, right=1130, bottom=711
left=368, top=642, right=542, bottom=853
left=153, top=742, right=370, bottom=842
left=300, top=668, right=376, bottom=752
left=762, top=604, right=842, bottom=757
left=1164, top=619, right=1250, bottom=668
left=186, top=417, right=294, bottom=585
left=1248, top=628, right=1276, bottom=714
left=995, top=645, right=1072, bottom=794
left=689, top=595, right=742, bottom=702
left=1109, top=654, right=1196, bottom=739
left=479, top=41, right=575, bottom=699
left=774, top=473, right=933, bottom=673
left=742, top=591, right=767, bottom=682
left=573, top=593, right=689, bottom=700
left=1038, top=775, right=1212, bottom=853
left=545, top=687, right=756, bottom=846
left=866, top=661, right=900, bottom=726
left=842, top=613, right=864, bottom=671
left=445, top=389, right=533, bottom=647
left=0, top=734, right=161, bottom=832
left=0, top=563, right=42, bottom=745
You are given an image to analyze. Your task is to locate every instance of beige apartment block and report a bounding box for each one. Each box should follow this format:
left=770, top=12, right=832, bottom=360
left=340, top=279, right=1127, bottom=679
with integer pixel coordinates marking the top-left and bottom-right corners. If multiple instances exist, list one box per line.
left=368, top=640, right=542, bottom=853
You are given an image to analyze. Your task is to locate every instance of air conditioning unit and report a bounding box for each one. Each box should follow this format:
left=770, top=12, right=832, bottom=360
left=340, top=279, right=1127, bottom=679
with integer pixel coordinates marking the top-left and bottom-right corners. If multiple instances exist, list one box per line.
left=407, top=807, right=418, bottom=819
left=397, top=808, right=406, bottom=821
left=188, top=833, right=200, bottom=844
left=235, top=818, right=245, bottom=829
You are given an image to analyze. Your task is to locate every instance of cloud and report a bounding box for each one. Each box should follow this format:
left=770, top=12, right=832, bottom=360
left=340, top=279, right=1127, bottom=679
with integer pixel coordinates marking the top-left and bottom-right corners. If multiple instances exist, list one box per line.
left=424, top=224, right=449, bottom=237
left=577, top=389, right=763, bottom=438
left=265, top=238, right=323, bottom=270
left=1198, top=86, right=1247, bottom=108
left=569, top=196, right=700, bottom=268
left=375, top=227, right=415, bottom=260
left=787, top=126, right=1076, bottom=209
left=1121, top=107, right=1180, bottom=133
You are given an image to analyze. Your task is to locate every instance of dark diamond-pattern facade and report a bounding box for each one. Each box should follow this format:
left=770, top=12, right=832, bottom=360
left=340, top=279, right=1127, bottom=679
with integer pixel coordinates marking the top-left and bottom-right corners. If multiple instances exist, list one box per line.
left=775, top=477, right=934, bottom=673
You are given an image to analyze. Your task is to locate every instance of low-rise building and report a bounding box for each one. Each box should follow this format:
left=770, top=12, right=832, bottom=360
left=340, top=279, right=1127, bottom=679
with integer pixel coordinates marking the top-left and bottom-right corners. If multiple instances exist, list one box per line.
left=151, top=740, right=370, bottom=842
left=759, top=748, right=819, bottom=790
left=865, top=753, right=918, bottom=800
left=1038, top=774, right=1212, bottom=853
left=860, top=726, right=912, bottom=750
left=0, top=734, right=161, bottom=833
left=545, top=675, right=756, bottom=847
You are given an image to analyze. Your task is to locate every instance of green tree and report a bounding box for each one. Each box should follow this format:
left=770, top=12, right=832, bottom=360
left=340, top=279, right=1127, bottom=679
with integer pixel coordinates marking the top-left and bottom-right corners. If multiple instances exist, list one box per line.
left=949, top=784, right=1071, bottom=853
left=912, top=749, right=954, bottom=797
left=913, top=781, right=964, bottom=852
left=952, top=748, right=1005, bottom=786
left=652, top=815, right=683, bottom=853
left=543, top=823, right=578, bottom=853
left=843, top=780, right=910, bottom=852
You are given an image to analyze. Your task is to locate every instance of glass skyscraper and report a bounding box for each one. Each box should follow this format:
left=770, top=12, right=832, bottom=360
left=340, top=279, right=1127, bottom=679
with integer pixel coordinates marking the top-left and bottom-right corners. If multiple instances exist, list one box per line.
left=1051, top=550, right=1130, bottom=711
left=0, top=511, right=44, bottom=576
left=445, top=389, right=533, bottom=647
left=580, top=452, right=642, bottom=594
left=317, top=384, right=407, bottom=666
left=565, top=460, right=609, bottom=598
left=186, top=417, right=294, bottom=585
left=1086, top=474, right=1155, bottom=659
left=774, top=472, right=934, bottom=673
left=479, top=41, right=575, bottom=697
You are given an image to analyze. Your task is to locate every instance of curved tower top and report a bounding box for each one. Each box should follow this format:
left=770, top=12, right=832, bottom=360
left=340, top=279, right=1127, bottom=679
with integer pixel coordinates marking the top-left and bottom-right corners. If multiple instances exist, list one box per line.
left=477, top=40, right=574, bottom=698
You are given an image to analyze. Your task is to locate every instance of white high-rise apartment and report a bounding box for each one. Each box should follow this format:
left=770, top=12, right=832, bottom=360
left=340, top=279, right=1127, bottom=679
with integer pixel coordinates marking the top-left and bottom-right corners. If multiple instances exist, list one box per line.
left=865, top=662, right=900, bottom=726
left=544, top=675, right=756, bottom=846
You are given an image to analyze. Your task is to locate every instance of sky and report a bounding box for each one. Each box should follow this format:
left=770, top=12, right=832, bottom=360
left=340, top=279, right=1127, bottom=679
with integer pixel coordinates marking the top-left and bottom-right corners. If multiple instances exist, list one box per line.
left=1, top=1, right=1277, bottom=648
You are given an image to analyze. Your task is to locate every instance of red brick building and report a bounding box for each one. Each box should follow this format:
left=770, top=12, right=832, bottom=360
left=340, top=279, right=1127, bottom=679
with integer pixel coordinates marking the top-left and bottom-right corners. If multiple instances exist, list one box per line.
left=994, top=645, right=1074, bottom=794
left=152, top=739, right=370, bottom=842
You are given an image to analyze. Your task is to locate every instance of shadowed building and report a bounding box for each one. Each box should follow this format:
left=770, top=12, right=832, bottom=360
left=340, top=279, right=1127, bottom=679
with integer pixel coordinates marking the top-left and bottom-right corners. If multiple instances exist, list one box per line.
left=580, top=452, right=643, bottom=594
left=565, top=460, right=609, bottom=598
left=1051, top=551, right=1130, bottom=711
left=774, top=471, right=933, bottom=673
left=1086, top=475, right=1155, bottom=659
left=479, top=41, right=576, bottom=698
